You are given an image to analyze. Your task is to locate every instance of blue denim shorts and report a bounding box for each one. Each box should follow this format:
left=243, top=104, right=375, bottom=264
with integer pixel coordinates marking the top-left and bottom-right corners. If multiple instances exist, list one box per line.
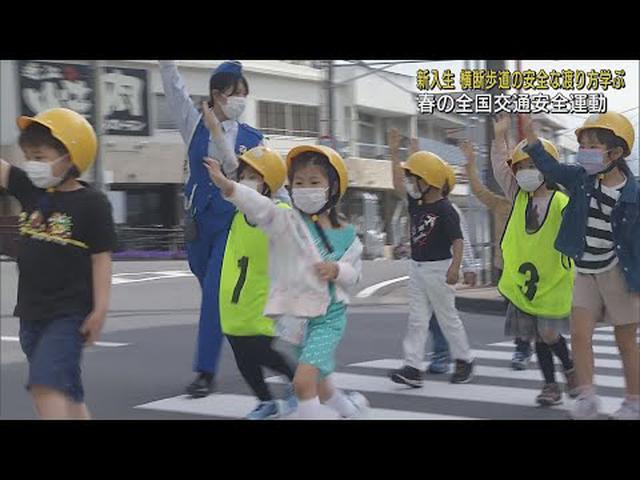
left=19, top=315, right=86, bottom=403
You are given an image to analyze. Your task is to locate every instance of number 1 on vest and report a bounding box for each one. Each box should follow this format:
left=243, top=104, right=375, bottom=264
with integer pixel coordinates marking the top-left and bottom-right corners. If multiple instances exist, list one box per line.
left=232, top=256, right=249, bottom=304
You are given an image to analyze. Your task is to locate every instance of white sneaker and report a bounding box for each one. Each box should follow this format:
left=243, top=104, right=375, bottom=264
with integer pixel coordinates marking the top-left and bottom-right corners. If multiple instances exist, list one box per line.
left=342, top=391, right=370, bottom=419
left=610, top=400, right=640, bottom=420
left=570, top=393, right=601, bottom=420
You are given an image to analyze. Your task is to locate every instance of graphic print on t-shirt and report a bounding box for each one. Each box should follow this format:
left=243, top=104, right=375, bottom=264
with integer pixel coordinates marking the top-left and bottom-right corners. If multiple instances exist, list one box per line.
left=411, top=211, right=439, bottom=247
left=18, top=209, right=87, bottom=249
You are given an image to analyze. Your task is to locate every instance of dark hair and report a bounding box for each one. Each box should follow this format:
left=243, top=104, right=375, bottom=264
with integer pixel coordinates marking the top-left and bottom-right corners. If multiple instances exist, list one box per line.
left=544, top=179, right=560, bottom=191
left=18, top=123, right=67, bottom=156
left=18, top=123, right=80, bottom=180
left=441, top=182, right=451, bottom=198
left=289, top=151, right=342, bottom=228
left=209, top=73, right=249, bottom=107
left=577, top=127, right=633, bottom=178
left=578, top=127, right=630, bottom=157
left=237, top=160, right=271, bottom=197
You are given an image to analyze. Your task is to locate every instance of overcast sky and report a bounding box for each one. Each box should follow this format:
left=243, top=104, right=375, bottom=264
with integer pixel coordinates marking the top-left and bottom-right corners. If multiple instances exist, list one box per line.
left=367, top=59, right=639, bottom=174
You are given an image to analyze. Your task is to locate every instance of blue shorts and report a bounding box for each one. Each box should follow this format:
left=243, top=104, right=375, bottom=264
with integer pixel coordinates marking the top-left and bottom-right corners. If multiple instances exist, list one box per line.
left=19, top=314, right=86, bottom=403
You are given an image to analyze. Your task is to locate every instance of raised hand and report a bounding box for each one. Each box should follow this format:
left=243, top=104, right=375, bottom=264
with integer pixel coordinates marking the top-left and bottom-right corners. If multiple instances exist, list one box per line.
left=460, top=140, right=476, bottom=166
left=203, top=157, right=235, bottom=197
left=202, top=101, right=222, bottom=135
left=520, top=114, right=538, bottom=146
left=493, top=113, right=511, bottom=139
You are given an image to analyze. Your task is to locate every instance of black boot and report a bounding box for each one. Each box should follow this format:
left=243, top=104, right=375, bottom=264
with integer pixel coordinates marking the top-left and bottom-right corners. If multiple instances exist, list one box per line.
left=185, top=373, right=215, bottom=398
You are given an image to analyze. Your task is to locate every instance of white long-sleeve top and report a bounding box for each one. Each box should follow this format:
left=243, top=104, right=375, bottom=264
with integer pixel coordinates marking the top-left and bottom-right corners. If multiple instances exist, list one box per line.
left=225, top=182, right=363, bottom=318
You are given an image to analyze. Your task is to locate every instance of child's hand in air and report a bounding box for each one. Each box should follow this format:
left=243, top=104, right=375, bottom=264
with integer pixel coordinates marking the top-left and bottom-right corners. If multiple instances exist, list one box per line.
left=204, top=157, right=235, bottom=197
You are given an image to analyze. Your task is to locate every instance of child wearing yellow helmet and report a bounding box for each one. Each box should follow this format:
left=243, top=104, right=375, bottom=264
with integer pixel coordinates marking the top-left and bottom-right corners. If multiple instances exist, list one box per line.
left=460, top=138, right=535, bottom=371
left=492, top=114, right=577, bottom=408
left=0, top=108, right=117, bottom=419
left=523, top=111, right=640, bottom=420
left=389, top=150, right=475, bottom=387
left=205, top=145, right=369, bottom=419
left=209, top=144, right=297, bottom=420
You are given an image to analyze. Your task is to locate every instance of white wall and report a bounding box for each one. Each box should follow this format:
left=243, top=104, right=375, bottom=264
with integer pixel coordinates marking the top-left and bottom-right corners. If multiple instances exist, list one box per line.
left=0, top=60, right=19, bottom=146
left=354, top=71, right=415, bottom=115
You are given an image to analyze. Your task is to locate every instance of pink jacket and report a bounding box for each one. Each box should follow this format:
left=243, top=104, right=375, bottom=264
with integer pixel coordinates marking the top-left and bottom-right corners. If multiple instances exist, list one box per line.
left=225, top=183, right=363, bottom=319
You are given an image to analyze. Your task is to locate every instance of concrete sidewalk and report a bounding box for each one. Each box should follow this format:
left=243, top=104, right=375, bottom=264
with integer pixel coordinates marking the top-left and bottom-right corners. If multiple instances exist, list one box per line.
left=353, top=281, right=507, bottom=316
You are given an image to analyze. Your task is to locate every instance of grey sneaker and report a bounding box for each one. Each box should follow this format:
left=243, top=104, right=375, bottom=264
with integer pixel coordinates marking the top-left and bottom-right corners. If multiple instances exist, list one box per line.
left=570, top=392, right=601, bottom=420
left=341, top=391, right=370, bottom=419
left=610, top=400, right=640, bottom=420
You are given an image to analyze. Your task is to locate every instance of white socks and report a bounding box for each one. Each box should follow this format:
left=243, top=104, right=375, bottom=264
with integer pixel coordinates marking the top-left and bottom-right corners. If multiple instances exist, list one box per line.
left=297, top=397, right=324, bottom=419
left=325, top=390, right=357, bottom=418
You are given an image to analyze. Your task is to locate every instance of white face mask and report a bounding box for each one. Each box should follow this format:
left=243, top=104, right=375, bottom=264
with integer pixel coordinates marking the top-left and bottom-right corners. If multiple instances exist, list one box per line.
left=515, top=169, right=544, bottom=192
left=576, top=147, right=611, bottom=176
left=292, top=187, right=329, bottom=215
left=404, top=177, right=423, bottom=199
left=239, top=178, right=261, bottom=192
left=221, top=96, right=246, bottom=121
left=24, top=156, right=66, bottom=189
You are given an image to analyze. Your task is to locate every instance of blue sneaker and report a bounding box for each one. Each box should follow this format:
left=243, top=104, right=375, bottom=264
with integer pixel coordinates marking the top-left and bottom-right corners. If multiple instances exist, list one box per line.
left=277, top=392, right=298, bottom=417
left=246, top=401, right=280, bottom=420
left=427, top=353, right=451, bottom=374
left=511, top=350, right=532, bottom=371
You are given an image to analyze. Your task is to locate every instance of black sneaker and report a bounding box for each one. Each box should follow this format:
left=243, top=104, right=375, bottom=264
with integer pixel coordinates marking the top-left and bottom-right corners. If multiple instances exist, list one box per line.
left=185, top=373, right=215, bottom=398
left=389, top=365, right=424, bottom=388
left=450, top=360, right=474, bottom=384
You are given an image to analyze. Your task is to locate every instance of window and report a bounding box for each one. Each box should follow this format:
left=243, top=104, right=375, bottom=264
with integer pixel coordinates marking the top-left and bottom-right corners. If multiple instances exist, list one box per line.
left=358, top=112, right=375, bottom=125
left=291, top=104, right=319, bottom=137
left=126, top=191, right=164, bottom=226
left=155, top=94, right=177, bottom=130
left=258, top=101, right=319, bottom=137
left=259, top=101, right=286, bottom=135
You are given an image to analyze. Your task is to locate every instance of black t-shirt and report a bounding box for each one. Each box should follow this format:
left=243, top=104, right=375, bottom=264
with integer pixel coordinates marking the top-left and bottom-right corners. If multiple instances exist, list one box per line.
left=408, top=196, right=463, bottom=262
left=6, top=167, right=117, bottom=323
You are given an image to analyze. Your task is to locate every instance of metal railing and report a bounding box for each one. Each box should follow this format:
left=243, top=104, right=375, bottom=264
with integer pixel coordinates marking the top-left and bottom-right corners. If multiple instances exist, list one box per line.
left=115, top=226, right=185, bottom=254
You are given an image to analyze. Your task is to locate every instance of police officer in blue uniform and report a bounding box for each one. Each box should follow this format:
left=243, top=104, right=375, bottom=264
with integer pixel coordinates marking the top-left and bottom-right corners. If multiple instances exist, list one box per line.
left=159, top=60, right=279, bottom=397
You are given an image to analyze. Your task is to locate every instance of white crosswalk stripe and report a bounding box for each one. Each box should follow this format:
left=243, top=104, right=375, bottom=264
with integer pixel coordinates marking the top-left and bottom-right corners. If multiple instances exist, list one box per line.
left=134, top=334, right=631, bottom=420
left=488, top=341, right=621, bottom=355
left=136, top=394, right=474, bottom=420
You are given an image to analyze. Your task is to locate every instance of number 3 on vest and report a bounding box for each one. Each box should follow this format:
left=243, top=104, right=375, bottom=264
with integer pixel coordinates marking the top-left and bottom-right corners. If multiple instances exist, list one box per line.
left=518, top=262, right=540, bottom=301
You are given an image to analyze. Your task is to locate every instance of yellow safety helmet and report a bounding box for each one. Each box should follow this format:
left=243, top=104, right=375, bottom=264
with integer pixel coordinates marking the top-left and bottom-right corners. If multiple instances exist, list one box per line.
left=445, top=164, right=457, bottom=191
left=238, top=146, right=286, bottom=193
left=400, top=151, right=450, bottom=190
left=575, top=111, right=635, bottom=156
left=17, top=108, right=97, bottom=174
left=286, top=144, right=349, bottom=199
left=510, top=137, right=560, bottom=168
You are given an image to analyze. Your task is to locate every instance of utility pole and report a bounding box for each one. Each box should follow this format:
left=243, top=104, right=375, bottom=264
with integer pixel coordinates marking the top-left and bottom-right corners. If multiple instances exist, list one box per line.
left=326, top=60, right=336, bottom=149
left=91, top=60, right=106, bottom=192
left=485, top=59, right=506, bottom=195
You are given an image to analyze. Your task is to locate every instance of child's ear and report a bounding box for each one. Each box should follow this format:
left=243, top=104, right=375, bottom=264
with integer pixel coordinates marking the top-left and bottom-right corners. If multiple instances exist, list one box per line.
left=609, top=146, right=624, bottom=163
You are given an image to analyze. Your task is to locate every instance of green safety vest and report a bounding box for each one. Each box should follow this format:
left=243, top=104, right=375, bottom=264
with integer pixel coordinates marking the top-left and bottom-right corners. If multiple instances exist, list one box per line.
left=498, top=189, right=574, bottom=318
left=219, top=202, right=290, bottom=336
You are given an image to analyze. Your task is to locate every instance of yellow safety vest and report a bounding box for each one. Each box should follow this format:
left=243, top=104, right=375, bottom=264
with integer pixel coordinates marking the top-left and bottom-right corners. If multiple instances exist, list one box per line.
left=498, top=189, right=574, bottom=318
left=219, top=202, right=290, bottom=336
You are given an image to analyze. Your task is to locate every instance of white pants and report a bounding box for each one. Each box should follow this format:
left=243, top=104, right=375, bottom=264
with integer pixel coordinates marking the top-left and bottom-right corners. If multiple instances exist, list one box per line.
left=403, top=260, right=473, bottom=368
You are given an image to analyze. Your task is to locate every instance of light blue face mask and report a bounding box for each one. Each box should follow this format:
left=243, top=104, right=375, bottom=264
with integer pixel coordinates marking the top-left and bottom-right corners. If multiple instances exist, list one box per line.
left=576, top=147, right=611, bottom=176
